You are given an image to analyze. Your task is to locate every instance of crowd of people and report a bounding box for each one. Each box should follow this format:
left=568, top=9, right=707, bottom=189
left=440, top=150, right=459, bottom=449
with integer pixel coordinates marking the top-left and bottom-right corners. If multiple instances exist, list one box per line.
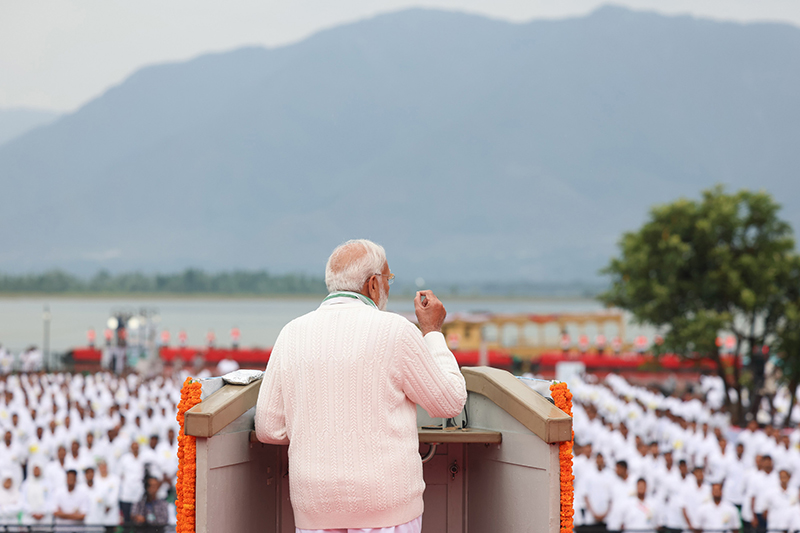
left=572, top=374, right=800, bottom=533
left=0, top=369, right=181, bottom=530
left=6, top=336, right=800, bottom=533
left=0, top=344, right=44, bottom=374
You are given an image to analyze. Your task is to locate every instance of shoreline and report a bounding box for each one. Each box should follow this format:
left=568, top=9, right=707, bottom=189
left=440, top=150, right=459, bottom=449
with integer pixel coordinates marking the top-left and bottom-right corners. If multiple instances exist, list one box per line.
left=0, top=292, right=601, bottom=302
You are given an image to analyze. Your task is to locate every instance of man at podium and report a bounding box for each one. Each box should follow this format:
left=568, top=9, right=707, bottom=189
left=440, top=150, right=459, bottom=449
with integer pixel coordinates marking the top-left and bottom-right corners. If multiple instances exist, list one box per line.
left=255, top=239, right=467, bottom=533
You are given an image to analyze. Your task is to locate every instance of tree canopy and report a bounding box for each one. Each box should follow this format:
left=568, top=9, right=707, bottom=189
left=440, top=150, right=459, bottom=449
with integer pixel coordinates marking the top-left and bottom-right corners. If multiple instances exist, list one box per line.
left=0, top=269, right=327, bottom=295
left=600, top=186, right=800, bottom=423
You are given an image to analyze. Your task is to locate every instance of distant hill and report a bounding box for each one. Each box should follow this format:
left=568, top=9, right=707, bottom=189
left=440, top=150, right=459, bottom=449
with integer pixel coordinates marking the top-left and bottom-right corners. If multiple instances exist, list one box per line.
left=0, top=6, right=798, bottom=283
left=0, top=108, right=59, bottom=146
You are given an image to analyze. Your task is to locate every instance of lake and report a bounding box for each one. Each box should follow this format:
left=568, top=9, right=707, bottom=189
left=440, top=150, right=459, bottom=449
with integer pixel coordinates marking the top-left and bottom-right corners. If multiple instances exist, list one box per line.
left=0, top=295, right=653, bottom=354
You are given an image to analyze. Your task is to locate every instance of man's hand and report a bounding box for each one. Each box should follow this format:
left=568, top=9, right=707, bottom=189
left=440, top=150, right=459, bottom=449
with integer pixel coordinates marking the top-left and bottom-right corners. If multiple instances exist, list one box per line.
left=415, top=290, right=447, bottom=336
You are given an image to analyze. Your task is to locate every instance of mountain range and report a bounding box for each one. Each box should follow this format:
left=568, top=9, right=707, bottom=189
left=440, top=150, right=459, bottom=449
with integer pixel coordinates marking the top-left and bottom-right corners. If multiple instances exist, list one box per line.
left=1, top=6, right=798, bottom=284
left=0, top=108, right=59, bottom=147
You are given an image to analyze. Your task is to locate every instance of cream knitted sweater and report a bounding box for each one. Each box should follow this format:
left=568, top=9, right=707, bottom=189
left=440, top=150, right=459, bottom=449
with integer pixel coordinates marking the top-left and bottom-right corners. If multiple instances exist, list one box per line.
left=254, top=297, right=467, bottom=530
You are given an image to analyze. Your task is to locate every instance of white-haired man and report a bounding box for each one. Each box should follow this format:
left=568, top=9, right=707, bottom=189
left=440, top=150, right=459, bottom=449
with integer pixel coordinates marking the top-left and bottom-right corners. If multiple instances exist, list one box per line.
left=255, top=239, right=467, bottom=533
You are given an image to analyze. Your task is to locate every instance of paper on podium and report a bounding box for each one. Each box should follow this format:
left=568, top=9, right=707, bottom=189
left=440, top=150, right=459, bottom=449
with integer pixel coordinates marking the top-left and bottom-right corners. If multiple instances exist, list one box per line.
left=222, top=369, right=263, bottom=385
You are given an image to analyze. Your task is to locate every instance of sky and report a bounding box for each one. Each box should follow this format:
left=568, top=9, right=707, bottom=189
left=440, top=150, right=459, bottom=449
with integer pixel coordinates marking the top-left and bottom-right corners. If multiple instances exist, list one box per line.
left=2, top=0, right=800, bottom=112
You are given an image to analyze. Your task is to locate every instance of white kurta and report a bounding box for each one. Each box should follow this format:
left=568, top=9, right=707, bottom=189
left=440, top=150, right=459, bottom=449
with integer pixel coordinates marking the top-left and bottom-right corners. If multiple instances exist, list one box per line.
left=52, top=485, right=90, bottom=525
left=620, top=496, right=658, bottom=533
left=117, top=452, right=145, bottom=503
left=681, top=478, right=712, bottom=530
left=696, top=500, right=739, bottom=533
left=766, top=485, right=799, bottom=531
left=94, top=473, right=121, bottom=526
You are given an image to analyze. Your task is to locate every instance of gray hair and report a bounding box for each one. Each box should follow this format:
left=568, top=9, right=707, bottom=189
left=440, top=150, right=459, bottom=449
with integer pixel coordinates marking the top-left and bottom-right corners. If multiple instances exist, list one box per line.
left=325, top=239, right=386, bottom=292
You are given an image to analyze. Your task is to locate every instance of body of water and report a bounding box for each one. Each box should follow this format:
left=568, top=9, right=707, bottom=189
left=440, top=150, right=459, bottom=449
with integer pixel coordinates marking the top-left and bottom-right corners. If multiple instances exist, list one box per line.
left=0, top=295, right=654, bottom=354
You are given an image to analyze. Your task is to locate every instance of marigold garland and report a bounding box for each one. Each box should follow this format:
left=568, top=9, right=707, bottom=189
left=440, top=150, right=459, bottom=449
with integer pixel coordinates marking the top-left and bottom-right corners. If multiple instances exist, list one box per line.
left=176, top=377, right=203, bottom=533
left=551, top=381, right=574, bottom=533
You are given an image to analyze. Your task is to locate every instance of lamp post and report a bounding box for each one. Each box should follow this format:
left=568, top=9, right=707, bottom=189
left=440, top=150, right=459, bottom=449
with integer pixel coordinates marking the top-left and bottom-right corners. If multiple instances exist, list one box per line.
left=43, top=305, right=51, bottom=371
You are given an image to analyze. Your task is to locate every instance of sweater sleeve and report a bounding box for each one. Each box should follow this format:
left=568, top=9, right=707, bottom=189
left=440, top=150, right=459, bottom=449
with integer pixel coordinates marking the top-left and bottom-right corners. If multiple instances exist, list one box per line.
left=400, top=325, right=467, bottom=418
left=254, top=334, right=290, bottom=445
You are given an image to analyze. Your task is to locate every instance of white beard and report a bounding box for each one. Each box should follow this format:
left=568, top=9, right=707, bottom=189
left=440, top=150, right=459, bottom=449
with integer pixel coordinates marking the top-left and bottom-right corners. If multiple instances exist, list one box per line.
left=377, top=285, right=388, bottom=311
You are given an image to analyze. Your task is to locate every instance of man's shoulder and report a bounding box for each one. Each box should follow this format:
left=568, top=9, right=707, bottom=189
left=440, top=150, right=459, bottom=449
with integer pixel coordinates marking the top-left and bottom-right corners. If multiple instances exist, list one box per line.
left=105, top=473, right=121, bottom=483
left=284, top=306, right=417, bottom=333
left=277, top=307, right=334, bottom=335
left=379, top=310, right=418, bottom=328
left=644, top=496, right=659, bottom=508
left=722, top=501, right=738, bottom=513
left=696, top=499, right=715, bottom=510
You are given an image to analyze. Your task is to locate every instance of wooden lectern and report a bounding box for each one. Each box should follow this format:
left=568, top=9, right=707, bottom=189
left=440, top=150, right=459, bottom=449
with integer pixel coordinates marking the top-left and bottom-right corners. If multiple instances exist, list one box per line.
left=184, top=366, right=571, bottom=533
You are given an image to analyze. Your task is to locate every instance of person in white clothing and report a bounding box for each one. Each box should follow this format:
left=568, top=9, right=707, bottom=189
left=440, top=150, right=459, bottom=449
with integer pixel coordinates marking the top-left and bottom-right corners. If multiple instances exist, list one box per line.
left=0, top=471, right=22, bottom=524
left=606, top=461, right=638, bottom=532
left=94, top=458, right=121, bottom=528
left=216, top=357, right=239, bottom=376
left=118, top=441, right=146, bottom=525
left=786, top=486, right=800, bottom=533
left=660, top=459, right=692, bottom=533
left=82, top=465, right=107, bottom=530
left=45, top=445, right=68, bottom=492
left=20, top=461, right=51, bottom=526
left=65, top=438, right=91, bottom=476
left=697, top=482, right=739, bottom=533
left=682, top=466, right=712, bottom=532
left=0, top=430, right=25, bottom=486
left=256, top=239, right=467, bottom=533
left=765, top=467, right=797, bottom=533
left=722, top=442, right=748, bottom=509
left=20, top=347, right=43, bottom=373
left=752, top=454, right=779, bottom=533
left=582, top=452, right=614, bottom=530
left=154, top=430, right=178, bottom=500
left=619, top=479, right=658, bottom=533
left=83, top=429, right=103, bottom=463
left=0, top=345, right=13, bottom=374
left=52, top=469, right=90, bottom=526
left=573, top=441, right=591, bottom=528
left=705, top=437, right=733, bottom=487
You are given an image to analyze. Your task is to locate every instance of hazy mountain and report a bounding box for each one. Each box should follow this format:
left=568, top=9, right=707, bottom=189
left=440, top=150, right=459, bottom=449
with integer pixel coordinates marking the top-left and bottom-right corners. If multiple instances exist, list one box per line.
left=0, top=6, right=798, bottom=283
left=0, top=108, right=60, bottom=147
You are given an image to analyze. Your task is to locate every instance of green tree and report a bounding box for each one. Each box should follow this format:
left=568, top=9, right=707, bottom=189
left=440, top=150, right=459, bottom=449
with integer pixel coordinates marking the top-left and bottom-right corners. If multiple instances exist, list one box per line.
left=600, top=186, right=797, bottom=424
left=0, top=268, right=327, bottom=295
left=772, top=259, right=800, bottom=425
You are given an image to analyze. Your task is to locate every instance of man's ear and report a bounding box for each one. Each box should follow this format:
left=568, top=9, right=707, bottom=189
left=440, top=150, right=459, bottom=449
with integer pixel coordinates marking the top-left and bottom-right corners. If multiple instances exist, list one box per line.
left=367, top=275, right=379, bottom=301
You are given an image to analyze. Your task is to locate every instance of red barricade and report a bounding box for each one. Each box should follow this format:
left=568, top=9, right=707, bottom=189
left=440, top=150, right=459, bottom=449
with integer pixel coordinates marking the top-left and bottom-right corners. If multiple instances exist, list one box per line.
left=159, top=346, right=272, bottom=365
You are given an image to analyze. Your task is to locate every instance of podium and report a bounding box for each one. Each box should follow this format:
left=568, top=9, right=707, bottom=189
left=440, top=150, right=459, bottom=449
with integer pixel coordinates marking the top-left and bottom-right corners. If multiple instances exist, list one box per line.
left=184, top=367, right=572, bottom=533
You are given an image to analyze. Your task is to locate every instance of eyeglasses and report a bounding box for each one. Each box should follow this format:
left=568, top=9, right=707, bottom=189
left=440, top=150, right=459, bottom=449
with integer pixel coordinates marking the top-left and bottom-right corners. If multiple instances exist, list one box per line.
left=373, top=272, right=395, bottom=285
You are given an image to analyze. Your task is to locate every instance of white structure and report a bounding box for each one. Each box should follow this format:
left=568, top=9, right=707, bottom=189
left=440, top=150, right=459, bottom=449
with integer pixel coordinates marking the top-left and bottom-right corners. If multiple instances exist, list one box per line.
left=184, top=367, right=572, bottom=533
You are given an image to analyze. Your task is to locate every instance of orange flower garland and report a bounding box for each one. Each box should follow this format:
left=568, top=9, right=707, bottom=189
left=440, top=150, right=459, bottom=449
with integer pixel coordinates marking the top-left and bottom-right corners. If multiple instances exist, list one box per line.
left=550, top=381, right=574, bottom=533
left=176, top=377, right=203, bottom=533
